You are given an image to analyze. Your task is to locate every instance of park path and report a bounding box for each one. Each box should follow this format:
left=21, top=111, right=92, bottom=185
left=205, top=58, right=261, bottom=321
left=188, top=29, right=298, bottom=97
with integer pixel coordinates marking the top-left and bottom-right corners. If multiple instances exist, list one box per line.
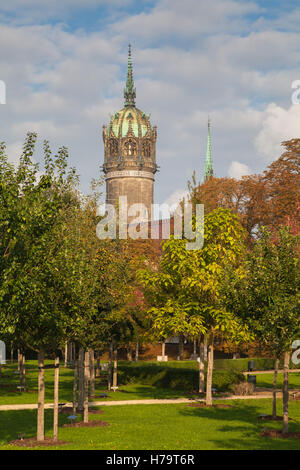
left=243, top=369, right=300, bottom=375
left=1, top=389, right=299, bottom=411
left=0, top=398, right=191, bottom=411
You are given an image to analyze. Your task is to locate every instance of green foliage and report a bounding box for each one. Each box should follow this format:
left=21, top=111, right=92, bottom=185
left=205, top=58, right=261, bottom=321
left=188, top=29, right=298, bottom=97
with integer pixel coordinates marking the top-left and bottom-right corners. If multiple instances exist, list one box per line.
left=118, top=363, right=243, bottom=392
left=213, top=357, right=275, bottom=372
left=225, top=225, right=300, bottom=357
left=139, top=208, right=250, bottom=343
left=0, top=133, right=84, bottom=353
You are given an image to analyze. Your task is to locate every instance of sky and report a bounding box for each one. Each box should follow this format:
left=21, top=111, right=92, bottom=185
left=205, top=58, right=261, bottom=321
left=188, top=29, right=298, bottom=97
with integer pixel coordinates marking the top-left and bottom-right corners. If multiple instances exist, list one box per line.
left=0, top=0, right=300, bottom=207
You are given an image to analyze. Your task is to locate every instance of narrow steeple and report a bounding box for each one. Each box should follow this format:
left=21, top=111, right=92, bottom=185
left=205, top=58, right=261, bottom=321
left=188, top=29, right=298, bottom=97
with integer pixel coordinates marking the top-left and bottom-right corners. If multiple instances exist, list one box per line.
left=124, top=44, right=136, bottom=107
left=204, top=117, right=213, bottom=181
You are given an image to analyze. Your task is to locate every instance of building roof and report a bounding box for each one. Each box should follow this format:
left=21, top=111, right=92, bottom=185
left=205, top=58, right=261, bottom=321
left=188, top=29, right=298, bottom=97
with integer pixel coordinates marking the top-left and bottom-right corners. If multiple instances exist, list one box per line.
left=106, top=45, right=153, bottom=140
left=107, top=106, right=153, bottom=139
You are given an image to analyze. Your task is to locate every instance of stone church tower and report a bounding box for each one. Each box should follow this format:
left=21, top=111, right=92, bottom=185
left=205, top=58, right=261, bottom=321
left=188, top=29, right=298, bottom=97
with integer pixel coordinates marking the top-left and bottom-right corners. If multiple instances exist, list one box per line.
left=102, top=45, right=158, bottom=219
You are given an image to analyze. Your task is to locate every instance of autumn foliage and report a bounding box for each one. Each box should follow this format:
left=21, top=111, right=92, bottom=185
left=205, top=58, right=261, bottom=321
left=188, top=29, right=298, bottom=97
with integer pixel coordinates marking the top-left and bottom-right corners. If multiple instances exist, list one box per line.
left=188, top=139, right=300, bottom=240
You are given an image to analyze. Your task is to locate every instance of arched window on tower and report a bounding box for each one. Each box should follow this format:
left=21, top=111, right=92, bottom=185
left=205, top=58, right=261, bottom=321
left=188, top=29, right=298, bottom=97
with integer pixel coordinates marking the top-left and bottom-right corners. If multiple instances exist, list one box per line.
left=109, top=138, right=118, bottom=157
left=142, top=140, right=151, bottom=158
left=124, top=139, right=137, bottom=157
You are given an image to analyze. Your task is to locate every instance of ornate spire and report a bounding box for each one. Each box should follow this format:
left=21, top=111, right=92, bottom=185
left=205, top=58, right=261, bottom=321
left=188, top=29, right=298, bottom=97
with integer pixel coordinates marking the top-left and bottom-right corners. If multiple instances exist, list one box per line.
left=124, top=44, right=136, bottom=107
left=204, top=117, right=213, bottom=181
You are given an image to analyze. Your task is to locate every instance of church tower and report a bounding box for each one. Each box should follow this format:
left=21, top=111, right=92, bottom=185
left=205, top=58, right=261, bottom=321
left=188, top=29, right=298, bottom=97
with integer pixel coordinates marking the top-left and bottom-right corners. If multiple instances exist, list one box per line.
left=102, top=45, right=158, bottom=219
left=204, top=117, right=213, bottom=181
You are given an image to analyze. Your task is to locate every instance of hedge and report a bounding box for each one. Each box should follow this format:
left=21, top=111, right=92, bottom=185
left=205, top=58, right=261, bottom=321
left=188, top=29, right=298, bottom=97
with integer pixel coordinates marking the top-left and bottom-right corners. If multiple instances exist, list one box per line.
left=119, top=357, right=297, bottom=373
left=214, top=357, right=299, bottom=371
left=118, top=363, right=244, bottom=392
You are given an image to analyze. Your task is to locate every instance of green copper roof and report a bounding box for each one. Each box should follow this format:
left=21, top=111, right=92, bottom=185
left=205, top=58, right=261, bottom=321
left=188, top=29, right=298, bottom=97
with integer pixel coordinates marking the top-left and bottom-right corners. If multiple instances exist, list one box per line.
left=106, top=46, right=152, bottom=138
left=108, top=106, right=151, bottom=138
left=124, top=44, right=136, bottom=107
left=204, top=117, right=213, bottom=180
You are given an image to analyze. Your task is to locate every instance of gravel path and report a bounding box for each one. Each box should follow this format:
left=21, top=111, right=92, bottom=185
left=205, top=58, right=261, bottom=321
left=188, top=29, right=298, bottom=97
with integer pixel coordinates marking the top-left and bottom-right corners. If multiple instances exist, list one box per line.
left=1, top=390, right=299, bottom=411
left=243, top=369, right=300, bottom=375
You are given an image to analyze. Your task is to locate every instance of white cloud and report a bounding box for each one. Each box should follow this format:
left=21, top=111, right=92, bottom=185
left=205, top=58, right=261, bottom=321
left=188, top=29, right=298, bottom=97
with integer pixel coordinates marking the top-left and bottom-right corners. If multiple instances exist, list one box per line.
left=217, top=31, right=300, bottom=70
left=5, top=141, right=23, bottom=165
left=0, top=1, right=132, bottom=22
left=0, top=0, right=300, bottom=206
left=255, top=103, right=300, bottom=160
left=163, top=189, right=189, bottom=209
left=113, top=0, right=261, bottom=40
left=228, top=161, right=252, bottom=179
left=253, top=7, right=300, bottom=33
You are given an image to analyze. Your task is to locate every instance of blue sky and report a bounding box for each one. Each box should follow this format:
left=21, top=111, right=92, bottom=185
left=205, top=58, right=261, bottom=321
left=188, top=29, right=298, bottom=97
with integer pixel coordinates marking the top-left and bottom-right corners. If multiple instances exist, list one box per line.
left=0, top=0, right=300, bottom=206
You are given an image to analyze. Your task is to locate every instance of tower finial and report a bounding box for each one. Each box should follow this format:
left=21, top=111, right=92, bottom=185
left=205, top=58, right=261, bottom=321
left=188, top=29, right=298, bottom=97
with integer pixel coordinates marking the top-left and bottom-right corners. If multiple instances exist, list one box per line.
left=124, top=44, right=136, bottom=107
left=204, top=116, right=213, bottom=181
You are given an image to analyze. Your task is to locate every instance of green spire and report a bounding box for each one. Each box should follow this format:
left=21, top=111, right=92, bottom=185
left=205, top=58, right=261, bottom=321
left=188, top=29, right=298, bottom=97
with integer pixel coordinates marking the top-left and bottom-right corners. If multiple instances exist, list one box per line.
left=124, top=44, right=136, bottom=107
left=204, top=117, right=213, bottom=181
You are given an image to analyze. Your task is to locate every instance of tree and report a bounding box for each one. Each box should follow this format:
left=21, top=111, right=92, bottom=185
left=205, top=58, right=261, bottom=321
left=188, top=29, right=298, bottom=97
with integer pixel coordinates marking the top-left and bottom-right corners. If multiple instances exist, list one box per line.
left=226, top=226, right=300, bottom=433
left=0, top=133, right=79, bottom=441
left=187, top=173, right=266, bottom=240
left=263, top=139, right=300, bottom=228
left=187, top=139, right=300, bottom=240
left=139, top=208, right=250, bottom=403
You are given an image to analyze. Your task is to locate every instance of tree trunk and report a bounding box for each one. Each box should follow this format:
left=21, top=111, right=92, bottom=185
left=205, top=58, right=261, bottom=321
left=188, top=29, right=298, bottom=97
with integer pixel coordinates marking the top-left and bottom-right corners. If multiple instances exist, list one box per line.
left=113, top=346, right=118, bottom=391
left=83, top=351, right=89, bottom=423
left=64, top=343, right=68, bottom=368
left=72, top=343, right=76, bottom=368
left=161, top=341, right=166, bottom=357
left=127, top=347, right=133, bottom=361
left=198, top=336, right=205, bottom=394
left=108, top=343, right=113, bottom=391
left=73, top=360, right=78, bottom=414
left=178, top=336, right=184, bottom=360
left=206, top=334, right=214, bottom=406
left=37, top=349, right=45, bottom=442
left=193, top=339, right=197, bottom=356
left=69, top=343, right=73, bottom=365
left=135, top=341, right=139, bottom=362
left=96, top=352, right=100, bottom=377
left=22, top=353, right=26, bottom=391
left=10, top=344, right=13, bottom=363
left=53, top=357, right=59, bottom=441
left=78, top=347, right=85, bottom=411
left=282, top=351, right=290, bottom=434
left=19, top=352, right=23, bottom=388
left=17, top=349, right=21, bottom=371
left=89, top=349, right=95, bottom=397
left=204, top=339, right=208, bottom=361
left=272, top=358, right=279, bottom=419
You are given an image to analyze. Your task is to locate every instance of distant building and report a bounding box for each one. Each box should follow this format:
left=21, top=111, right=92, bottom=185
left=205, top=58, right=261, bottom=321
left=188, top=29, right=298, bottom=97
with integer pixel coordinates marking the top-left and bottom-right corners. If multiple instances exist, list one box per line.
left=102, top=46, right=214, bottom=220
left=102, top=45, right=158, bottom=219
left=204, top=118, right=213, bottom=181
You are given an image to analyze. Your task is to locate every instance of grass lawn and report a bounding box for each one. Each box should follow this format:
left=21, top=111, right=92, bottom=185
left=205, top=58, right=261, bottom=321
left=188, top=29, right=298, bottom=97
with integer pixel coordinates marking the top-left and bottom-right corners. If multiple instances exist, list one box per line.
left=256, top=372, right=300, bottom=389
left=2, top=361, right=300, bottom=406
left=0, top=399, right=300, bottom=449
left=0, top=361, right=192, bottom=405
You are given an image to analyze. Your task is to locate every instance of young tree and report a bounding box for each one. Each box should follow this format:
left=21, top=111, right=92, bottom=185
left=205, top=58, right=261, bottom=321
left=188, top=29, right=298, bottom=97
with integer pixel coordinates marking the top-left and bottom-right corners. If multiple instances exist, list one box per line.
left=139, top=208, right=250, bottom=403
left=226, top=226, right=300, bottom=433
left=0, top=134, right=79, bottom=441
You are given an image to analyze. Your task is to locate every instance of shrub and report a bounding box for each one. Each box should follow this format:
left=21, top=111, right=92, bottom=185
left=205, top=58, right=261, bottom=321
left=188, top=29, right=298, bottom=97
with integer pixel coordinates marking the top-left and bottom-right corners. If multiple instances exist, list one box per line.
left=231, top=382, right=255, bottom=396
